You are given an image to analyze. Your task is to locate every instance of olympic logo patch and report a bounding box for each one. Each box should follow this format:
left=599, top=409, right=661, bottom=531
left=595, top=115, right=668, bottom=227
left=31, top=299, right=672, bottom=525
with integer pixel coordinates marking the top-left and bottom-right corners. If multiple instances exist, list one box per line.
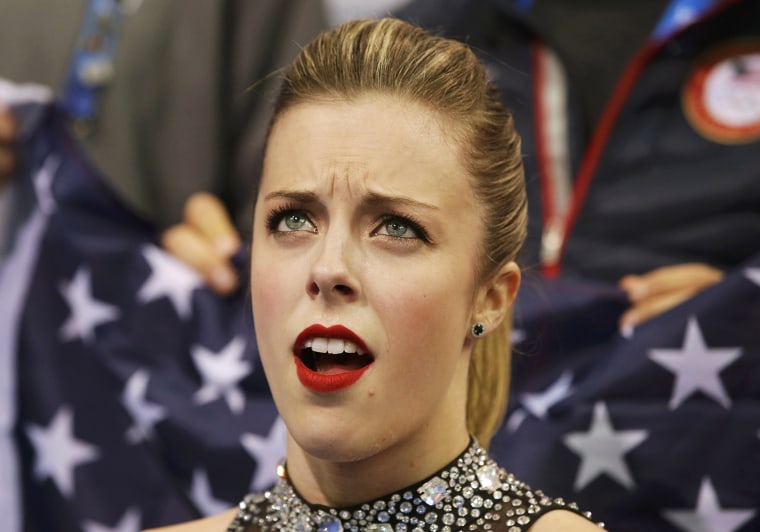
left=682, top=40, right=760, bottom=144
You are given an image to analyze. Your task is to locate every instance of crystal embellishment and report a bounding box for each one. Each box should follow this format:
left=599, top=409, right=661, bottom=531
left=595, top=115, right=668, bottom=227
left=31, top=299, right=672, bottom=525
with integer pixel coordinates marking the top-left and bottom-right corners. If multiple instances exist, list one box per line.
left=224, top=441, right=603, bottom=532
left=316, top=514, right=343, bottom=532
left=476, top=463, right=502, bottom=491
left=418, top=476, right=449, bottom=506
left=365, top=525, right=394, bottom=532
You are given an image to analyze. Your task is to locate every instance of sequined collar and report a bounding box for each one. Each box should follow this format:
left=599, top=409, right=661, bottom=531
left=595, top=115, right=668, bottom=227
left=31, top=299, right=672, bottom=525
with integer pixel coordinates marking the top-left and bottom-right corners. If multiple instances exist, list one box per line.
left=226, top=440, right=593, bottom=532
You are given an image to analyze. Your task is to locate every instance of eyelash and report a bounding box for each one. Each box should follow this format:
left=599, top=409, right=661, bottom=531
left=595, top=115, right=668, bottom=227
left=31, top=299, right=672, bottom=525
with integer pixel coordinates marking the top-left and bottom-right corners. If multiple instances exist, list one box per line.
left=264, top=205, right=431, bottom=244
left=265, top=204, right=310, bottom=233
left=375, top=214, right=431, bottom=243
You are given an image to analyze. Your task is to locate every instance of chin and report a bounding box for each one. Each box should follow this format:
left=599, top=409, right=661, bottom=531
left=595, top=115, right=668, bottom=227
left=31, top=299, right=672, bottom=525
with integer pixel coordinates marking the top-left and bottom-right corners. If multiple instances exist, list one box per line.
left=289, top=418, right=391, bottom=464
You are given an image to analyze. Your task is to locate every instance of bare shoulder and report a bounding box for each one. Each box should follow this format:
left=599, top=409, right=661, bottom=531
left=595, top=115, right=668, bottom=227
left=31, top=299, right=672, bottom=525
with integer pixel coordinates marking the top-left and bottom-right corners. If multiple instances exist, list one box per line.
left=530, top=509, right=604, bottom=531
left=143, top=508, right=238, bottom=532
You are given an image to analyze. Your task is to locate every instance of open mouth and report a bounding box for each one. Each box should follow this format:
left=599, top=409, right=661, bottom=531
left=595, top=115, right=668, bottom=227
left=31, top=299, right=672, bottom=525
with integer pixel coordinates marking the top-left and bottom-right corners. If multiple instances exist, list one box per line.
left=298, top=337, right=373, bottom=374
left=293, top=325, right=374, bottom=392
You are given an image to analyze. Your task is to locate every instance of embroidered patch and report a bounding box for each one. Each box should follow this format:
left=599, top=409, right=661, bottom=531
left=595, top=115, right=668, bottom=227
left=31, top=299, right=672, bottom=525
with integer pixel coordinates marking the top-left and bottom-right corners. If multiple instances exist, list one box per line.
left=682, top=40, right=760, bottom=144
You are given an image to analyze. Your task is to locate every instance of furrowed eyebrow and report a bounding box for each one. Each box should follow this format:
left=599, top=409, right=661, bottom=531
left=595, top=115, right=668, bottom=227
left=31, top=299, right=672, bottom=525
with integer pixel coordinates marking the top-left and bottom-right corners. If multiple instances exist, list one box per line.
left=263, top=190, right=440, bottom=212
left=364, top=191, right=439, bottom=212
left=263, top=190, right=319, bottom=203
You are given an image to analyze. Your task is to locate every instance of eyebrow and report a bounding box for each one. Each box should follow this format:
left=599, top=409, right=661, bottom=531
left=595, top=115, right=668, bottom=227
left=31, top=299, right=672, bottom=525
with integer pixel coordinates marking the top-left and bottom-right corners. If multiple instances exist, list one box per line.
left=263, top=190, right=440, bottom=212
left=364, top=191, right=440, bottom=212
left=263, top=190, right=318, bottom=203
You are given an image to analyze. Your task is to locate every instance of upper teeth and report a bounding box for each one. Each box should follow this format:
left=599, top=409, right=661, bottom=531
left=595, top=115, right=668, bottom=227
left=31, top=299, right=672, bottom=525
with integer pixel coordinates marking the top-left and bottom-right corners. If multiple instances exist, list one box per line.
left=305, top=337, right=365, bottom=355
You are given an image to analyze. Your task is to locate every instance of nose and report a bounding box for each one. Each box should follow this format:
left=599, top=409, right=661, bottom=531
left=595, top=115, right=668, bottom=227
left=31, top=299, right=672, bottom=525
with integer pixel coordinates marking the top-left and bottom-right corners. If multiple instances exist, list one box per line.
left=307, top=227, right=360, bottom=303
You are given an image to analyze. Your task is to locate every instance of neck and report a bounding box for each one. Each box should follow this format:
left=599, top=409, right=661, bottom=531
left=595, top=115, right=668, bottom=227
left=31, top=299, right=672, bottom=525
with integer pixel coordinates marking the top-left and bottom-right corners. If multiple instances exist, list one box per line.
left=284, top=426, right=471, bottom=507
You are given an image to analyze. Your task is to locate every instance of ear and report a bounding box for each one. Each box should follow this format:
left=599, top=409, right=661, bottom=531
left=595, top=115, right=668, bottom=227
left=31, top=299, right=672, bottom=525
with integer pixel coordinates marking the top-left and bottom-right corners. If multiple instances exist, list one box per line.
left=472, top=261, right=521, bottom=333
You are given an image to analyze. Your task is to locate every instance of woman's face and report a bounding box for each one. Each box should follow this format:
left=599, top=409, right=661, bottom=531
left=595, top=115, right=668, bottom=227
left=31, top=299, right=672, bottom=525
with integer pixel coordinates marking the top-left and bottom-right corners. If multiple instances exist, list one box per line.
left=251, top=95, right=486, bottom=464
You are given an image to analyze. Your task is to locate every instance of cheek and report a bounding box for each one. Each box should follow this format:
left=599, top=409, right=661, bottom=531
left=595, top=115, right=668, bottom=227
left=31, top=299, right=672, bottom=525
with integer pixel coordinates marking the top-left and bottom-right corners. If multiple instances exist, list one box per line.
left=377, top=270, right=471, bottom=365
left=250, top=249, right=295, bottom=337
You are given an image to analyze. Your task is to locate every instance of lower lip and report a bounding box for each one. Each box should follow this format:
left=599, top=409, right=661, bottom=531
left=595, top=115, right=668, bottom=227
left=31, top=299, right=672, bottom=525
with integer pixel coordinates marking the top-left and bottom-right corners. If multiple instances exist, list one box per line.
left=294, top=357, right=371, bottom=393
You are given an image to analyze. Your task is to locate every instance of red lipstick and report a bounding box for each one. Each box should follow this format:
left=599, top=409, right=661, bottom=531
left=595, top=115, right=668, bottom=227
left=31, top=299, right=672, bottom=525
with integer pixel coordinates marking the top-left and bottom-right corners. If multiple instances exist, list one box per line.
left=294, top=325, right=372, bottom=393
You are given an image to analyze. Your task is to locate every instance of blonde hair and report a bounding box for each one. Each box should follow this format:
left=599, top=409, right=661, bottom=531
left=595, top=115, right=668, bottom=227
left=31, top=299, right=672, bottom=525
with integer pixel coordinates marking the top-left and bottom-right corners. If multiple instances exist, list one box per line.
left=268, top=18, right=528, bottom=448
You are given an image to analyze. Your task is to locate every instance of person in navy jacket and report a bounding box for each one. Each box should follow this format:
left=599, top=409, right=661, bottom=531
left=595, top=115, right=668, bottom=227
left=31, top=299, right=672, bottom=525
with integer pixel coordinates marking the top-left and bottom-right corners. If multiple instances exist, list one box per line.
left=393, top=0, right=759, bottom=333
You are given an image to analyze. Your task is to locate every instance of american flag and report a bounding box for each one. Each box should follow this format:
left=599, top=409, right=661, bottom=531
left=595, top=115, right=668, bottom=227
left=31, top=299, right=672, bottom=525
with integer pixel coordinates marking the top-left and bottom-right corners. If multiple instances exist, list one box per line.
left=1, top=82, right=759, bottom=532
left=495, top=262, right=760, bottom=530
left=1, top=82, right=282, bottom=532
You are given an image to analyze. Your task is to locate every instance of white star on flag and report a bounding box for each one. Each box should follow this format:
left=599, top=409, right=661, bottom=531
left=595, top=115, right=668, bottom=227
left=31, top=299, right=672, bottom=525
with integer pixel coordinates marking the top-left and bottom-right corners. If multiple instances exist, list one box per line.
left=745, top=267, right=760, bottom=287
left=506, top=371, right=575, bottom=432
left=122, top=369, right=167, bottom=443
left=25, top=406, right=100, bottom=497
left=82, top=507, right=142, bottom=532
left=192, top=336, right=252, bottom=414
left=59, top=266, right=120, bottom=343
left=649, top=316, right=742, bottom=410
left=563, top=402, right=648, bottom=491
left=190, top=469, right=232, bottom=516
left=522, top=370, right=574, bottom=419
left=241, top=417, right=287, bottom=491
left=663, top=478, right=757, bottom=532
left=34, top=153, right=59, bottom=215
left=137, top=245, right=202, bottom=319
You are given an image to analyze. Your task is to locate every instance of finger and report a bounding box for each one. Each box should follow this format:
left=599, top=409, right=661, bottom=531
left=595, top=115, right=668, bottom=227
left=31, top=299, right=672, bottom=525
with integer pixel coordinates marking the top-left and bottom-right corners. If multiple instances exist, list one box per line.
left=0, top=106, right=17, bottom=143
left=183, top=192, right=241, bottom=257
left=619, top=263, right=723, bottom=301
left=0, top=108, right=18, bottom=184
left=0, top=146, right=16, bottom=184
left=619, top=287, right=696, bottom=331
left=618, top=274, right=644, bottom=300
left=161, top=224, right=239, bottom=295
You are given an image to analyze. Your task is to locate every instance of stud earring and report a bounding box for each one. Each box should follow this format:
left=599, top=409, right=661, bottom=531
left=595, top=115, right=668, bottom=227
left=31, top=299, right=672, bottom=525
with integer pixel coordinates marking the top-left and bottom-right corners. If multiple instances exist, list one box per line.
left=471, top=322, right=485, bottom=338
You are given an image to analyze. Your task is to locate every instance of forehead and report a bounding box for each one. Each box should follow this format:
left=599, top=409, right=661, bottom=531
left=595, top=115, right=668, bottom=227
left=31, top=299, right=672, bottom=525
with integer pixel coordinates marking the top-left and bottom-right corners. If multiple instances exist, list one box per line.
left=261, top=94, right=475, bottom=204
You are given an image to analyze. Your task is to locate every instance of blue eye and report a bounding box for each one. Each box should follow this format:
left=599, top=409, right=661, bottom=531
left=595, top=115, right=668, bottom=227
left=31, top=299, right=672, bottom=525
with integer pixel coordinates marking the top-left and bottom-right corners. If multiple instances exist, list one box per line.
left=375, top=216, right=429, bottom=241
left=282, top=212, right=308, bottom=231
left=267, top=208, right=316, bottom=233
left=382, top=218, right=415, bottom=238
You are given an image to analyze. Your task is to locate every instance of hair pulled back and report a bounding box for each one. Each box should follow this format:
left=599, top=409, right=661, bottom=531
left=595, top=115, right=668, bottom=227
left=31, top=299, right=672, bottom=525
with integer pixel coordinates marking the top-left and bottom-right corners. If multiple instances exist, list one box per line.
left=268, top=18, right=528, bottom=447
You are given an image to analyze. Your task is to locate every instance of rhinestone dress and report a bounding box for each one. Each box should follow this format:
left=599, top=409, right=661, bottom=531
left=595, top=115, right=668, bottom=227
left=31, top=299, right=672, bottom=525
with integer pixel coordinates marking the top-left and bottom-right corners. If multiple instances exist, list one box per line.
left=226, top=440, right=602, bottom=531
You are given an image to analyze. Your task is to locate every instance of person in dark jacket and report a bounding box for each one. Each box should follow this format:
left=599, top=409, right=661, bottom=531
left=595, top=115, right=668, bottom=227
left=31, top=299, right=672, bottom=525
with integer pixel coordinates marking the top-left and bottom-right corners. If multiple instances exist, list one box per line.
left=395, top=0, right=759, bottom=333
